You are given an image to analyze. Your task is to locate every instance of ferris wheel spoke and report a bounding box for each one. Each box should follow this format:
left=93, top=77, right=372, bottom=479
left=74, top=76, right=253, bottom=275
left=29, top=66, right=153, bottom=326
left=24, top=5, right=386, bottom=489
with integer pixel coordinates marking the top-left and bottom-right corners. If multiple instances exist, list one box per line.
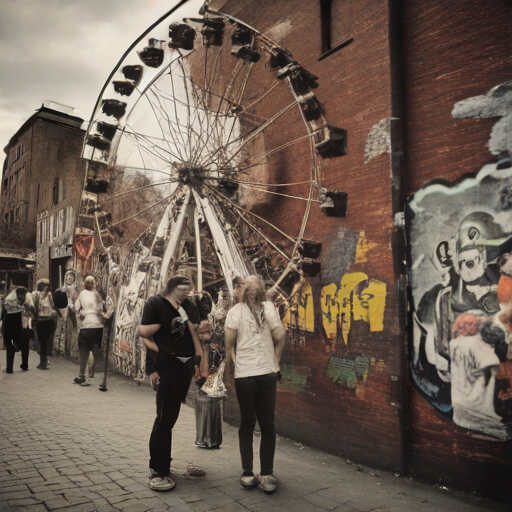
left=164, top=60, right=191, bottom=156
left=145, top=89, right=188, bottom=163
left=236, top=183, right=315, bottom=202
left=209, top=190, right=291, bottom=262
left=110, top=190, right=178, bottom=228
left=175, top=58, right=195, bottom=161
left=233, top=133, right=313, bottom=172
left=99, top=179, right=176, bottom=206
left=125, top=129, right=183, bottom=164
left=206, top=184, right=296, bottom=244
left=198, top=99, right=299, bottom=170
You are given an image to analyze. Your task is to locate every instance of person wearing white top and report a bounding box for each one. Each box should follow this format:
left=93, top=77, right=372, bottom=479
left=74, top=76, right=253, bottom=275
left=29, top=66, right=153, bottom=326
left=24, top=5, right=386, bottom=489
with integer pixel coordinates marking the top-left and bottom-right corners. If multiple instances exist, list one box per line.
left=224, top=275, right=286, bottom=494
left=74, top=275, right=105, bottom=385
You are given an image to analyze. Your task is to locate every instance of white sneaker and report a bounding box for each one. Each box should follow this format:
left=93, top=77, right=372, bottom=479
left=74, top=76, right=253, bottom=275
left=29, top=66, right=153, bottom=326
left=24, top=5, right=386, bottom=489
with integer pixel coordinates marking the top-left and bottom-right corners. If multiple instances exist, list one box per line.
left=149, top=470, right=175, bottom=491
left=80, top=378, right=91, bottom=387
left=258, top=474, right=277, bottom=494
left=240, top=474, right=257, bottom=488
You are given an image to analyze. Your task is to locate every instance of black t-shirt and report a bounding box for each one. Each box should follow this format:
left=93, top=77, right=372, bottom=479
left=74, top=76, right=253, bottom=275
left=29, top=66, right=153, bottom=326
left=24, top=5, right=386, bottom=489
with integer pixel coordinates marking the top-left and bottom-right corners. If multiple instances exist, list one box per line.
left=141, top=295, right=200, bottom=372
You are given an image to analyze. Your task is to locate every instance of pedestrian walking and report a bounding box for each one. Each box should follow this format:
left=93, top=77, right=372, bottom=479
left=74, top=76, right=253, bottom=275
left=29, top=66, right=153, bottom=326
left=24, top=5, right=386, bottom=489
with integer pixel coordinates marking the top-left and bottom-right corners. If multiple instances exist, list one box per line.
left=224, top=275, right=286, bottom=494
left=74, top=274, right=105, bottom=386
left=139, top=276, right=203, bottom=491
left=2, top=286, right=34, bottom=373
left=33, top=279, right=57, bottom=370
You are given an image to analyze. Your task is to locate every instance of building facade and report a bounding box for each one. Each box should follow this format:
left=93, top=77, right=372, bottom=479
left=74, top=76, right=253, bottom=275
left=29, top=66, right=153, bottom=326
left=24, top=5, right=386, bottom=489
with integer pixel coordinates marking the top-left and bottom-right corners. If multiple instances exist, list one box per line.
left=209, top=0, right=512, bottom=501
left=1, top=101, right=87, bottom=289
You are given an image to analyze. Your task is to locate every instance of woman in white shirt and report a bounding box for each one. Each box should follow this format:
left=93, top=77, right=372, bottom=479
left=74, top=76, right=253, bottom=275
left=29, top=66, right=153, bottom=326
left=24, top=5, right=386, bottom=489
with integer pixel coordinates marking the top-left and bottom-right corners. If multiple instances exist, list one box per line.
left=74, top=274, right=105, bottom=385
left=224, top=275, right=286, bottom=494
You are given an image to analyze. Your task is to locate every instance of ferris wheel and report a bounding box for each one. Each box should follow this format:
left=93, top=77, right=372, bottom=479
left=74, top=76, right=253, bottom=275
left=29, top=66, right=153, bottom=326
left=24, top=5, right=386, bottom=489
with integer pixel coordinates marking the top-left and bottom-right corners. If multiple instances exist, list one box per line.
left=78, top=0, right=347, bottom=379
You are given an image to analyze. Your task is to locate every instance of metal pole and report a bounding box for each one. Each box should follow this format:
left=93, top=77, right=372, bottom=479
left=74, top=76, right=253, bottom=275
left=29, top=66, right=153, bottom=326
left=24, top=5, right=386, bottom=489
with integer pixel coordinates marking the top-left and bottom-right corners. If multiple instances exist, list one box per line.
left=194, top=205, right=203, bottom=292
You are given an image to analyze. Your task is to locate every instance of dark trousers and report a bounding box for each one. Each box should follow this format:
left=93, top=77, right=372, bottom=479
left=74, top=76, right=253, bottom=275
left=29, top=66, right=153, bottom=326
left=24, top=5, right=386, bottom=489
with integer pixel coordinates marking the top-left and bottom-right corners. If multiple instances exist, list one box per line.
left=149, top=366, right=192, bottom=476
left=235, top=372, right=278, bottom=476
left=36, top=320, right=56, bottom=368
left=78, top=328, right=103, bottom=376
left=3, top=313, right=22, bottom=373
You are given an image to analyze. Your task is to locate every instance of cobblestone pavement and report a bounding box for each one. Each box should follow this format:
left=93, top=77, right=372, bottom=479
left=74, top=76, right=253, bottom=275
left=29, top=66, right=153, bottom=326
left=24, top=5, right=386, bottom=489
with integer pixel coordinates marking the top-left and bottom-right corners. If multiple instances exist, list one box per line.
left=0, top=352, right=503, bottom=512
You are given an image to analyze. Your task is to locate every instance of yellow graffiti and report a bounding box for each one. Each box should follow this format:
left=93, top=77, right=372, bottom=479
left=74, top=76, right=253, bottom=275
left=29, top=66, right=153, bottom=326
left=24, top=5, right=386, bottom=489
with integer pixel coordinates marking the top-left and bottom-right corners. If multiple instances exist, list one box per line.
left=283, top=283, right=314, bottom=332
left=283, top=273, right=386, bottom=344
left=322, top=272, right=386, bottom=343
left=355, top=231, right=378, bottom=264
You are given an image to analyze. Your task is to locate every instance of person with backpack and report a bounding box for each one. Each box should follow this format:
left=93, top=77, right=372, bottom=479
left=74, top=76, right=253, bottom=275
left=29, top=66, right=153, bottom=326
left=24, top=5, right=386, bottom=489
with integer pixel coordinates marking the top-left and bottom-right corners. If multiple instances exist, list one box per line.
left=33, top=279, right=57, bottom=370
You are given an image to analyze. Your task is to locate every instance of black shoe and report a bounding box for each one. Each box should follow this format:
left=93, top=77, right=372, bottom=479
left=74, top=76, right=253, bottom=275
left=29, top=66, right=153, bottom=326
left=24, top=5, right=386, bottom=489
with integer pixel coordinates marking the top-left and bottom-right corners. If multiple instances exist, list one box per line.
left=20, top=365, right=29, bottom=371
left=37, top=364, right=49, bottom=370
left=74, top=375, right=86, bottom=384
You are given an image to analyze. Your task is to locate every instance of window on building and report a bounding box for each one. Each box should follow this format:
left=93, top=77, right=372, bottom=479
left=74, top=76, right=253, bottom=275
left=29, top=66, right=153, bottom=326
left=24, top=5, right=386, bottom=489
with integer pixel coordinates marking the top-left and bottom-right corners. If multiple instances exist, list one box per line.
left=4, top=213, right=8, bottom=224
left=9, top=210, right=14, bottom=224
left=319, top=0, right=353, bottom=60
left=36, top=183, right=41, bottom=210
left=15, top=206, right=20, bottom=223
left=3, top=178, right=7, bottom=193
left=52, top=180, right=59, bottom=206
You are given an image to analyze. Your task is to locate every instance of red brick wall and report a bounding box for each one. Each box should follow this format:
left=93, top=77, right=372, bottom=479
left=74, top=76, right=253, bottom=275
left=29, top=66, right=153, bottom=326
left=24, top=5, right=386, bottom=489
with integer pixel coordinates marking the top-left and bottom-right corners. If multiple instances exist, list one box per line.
left=402, top=0, right=512, bottom=498
left=30, top=119, right=86, bottom=283
left=217, top=0, right=405, bottom=471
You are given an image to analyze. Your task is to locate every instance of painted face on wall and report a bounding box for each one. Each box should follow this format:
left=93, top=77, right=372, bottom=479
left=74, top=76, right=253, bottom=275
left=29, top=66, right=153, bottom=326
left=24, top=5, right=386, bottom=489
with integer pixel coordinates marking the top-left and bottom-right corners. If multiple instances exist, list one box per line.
left=65, top=272, right=76, bottom=286
left=457, top=248, right=486, bottom=283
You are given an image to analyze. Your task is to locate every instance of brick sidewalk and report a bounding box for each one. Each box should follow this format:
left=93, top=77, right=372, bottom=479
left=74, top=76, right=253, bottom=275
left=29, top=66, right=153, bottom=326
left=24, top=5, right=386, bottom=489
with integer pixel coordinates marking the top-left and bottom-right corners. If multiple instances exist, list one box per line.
left=0, top=351, right=502, bottom=512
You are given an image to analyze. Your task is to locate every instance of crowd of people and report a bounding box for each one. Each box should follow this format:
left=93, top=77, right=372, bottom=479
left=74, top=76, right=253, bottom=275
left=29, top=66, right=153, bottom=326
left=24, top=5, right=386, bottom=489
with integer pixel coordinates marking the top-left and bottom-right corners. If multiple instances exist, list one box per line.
left=2, top=272, right=287, bottom=495
left=0, top=271, right=106, bottom=386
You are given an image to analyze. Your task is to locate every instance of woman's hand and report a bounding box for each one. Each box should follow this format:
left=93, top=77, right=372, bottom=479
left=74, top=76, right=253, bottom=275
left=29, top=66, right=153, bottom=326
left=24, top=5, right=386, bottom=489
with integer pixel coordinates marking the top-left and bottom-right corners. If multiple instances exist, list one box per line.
left=149, top=372, right=160, bottom=390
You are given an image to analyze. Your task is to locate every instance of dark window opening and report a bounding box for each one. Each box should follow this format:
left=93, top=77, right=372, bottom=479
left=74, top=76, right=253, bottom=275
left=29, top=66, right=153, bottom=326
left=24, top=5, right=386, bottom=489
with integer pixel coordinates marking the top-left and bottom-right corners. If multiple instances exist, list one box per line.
left=319, top=0, right=353, bottom=61
left=52, top=180, right=59, bottom=206
left=36, top=183, right=40, bottom=210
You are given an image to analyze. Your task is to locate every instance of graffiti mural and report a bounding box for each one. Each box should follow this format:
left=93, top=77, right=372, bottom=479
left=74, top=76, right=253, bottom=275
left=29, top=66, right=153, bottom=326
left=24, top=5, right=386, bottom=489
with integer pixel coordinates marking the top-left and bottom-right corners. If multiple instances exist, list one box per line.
left=321, top=273, right=386, bottom=347
left=407, top=163, right=512, bottom=440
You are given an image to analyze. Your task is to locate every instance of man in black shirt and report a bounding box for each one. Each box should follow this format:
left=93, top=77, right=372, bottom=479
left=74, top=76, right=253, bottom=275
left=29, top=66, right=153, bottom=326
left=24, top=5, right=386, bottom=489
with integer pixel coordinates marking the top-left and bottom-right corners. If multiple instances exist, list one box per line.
left=139, top=276, right=202, bottom=491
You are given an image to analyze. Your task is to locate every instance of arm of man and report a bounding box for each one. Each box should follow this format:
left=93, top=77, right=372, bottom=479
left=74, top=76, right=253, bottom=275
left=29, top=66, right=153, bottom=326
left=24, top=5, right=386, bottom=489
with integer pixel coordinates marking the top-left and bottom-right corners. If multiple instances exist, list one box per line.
left=139, top=323, right=160, bottom=347
left=224, top=328, right=237, bottom=367
left=188, top=321, right=203, bottom=357
left=271, top=324, right=286, bottom=367
left=139, top=324, right=160, bottom=389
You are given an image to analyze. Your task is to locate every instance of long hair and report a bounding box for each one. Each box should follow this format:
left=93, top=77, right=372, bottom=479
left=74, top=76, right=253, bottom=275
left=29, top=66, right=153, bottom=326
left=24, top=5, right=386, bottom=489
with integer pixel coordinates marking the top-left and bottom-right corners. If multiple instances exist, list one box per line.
left=162, top=276, right=192, bottom=296
left=239, top=275, right=266, bottom=329
left=239, top=275, right=266, bottom=304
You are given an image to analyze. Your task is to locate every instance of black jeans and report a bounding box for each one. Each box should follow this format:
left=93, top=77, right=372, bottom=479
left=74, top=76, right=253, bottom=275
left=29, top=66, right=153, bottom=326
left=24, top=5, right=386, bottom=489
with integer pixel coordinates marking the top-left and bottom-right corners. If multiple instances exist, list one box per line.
left=3, top=313, right=23, bottom=373
left=36, top=320, right=56, bottom=368
left=235, top=372, right=278, bottom=476
left=149, top=366, right=192, bottom=476
left=78, top=328, right=103, bottom=376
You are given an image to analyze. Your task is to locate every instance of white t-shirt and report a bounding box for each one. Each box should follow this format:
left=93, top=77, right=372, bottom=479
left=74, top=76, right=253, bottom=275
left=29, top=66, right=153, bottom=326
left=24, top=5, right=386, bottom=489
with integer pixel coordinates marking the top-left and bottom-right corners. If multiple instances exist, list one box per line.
left=75, top=290, right=104, bottom=329
left=225, top=301, right=284, bottom=379
left=450, top=334, right=508, bottom=439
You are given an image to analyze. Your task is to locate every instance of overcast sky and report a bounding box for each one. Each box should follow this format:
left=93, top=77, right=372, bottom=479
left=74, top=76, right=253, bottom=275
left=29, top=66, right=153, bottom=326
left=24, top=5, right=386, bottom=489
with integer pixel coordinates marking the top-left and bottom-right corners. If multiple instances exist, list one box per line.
left=0, top=0, right=201, bottom=153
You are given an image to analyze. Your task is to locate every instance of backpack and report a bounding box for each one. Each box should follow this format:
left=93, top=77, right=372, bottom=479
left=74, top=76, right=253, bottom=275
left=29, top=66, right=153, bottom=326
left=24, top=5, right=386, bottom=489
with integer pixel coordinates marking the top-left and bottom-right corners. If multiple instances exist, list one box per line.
left=53, top=290, right=68, bottom=310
